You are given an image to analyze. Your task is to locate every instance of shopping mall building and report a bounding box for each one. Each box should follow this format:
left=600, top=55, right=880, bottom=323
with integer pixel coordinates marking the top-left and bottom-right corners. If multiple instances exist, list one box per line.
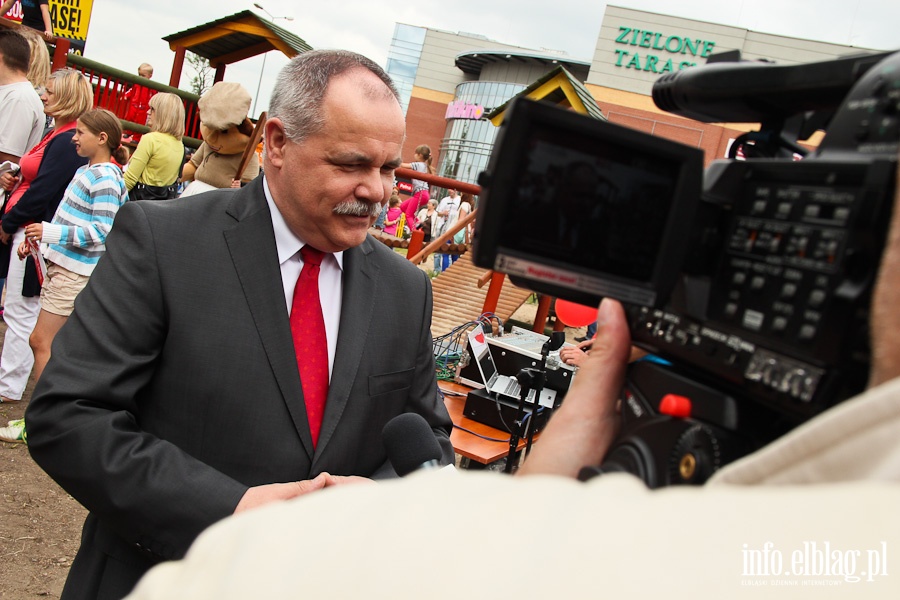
left=386, top=5, right=883, bottom=189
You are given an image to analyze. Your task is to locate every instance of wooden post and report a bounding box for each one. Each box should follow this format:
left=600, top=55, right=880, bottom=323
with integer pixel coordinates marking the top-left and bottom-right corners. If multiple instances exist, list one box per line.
left=481, top=272, right=506, bottom=316
left=407, top=229, right=424, bottom=261
left=552, top=317, right=567, bottom=332
left=170, top=46, right=186, bottom=88
left=51, top=38, right=70, bottom=71
left=533, top=295, right=552, bottom=335
left=214, top=63, right=226, bottom=83
left=408, top=208, right=477, bottom=264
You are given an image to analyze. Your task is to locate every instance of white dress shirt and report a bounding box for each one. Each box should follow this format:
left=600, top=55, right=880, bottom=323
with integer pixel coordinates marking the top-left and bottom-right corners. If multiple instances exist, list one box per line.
left=263, top=177, right=343, bottom=379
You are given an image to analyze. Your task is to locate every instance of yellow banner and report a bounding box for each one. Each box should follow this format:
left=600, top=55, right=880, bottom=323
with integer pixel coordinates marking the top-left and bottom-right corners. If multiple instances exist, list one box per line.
left=49, top=0, right=93, bottom=42
left=2, top=0, right=94, bottom=51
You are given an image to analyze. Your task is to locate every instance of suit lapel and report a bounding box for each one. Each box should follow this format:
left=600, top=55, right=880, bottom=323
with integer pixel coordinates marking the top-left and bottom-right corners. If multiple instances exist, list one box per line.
left=313, top=237, right=379, bottom=456
left=223, top=183, right=315, bottom=458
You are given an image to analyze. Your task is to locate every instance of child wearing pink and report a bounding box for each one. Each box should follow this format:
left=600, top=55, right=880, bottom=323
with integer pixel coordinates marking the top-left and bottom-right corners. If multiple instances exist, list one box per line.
left=382, top=197, right=404, bottom=237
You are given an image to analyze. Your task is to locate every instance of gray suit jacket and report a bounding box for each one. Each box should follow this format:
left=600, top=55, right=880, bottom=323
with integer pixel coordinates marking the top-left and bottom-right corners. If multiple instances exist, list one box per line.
left=26, top=177, right=454, bottom=599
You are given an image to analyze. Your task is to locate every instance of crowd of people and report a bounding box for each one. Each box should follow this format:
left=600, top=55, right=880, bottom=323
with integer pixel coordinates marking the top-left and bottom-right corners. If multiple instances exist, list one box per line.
left=0, top=21, right=276, bottom=411
left=0, top=39, right=94, bottom=406
left=372, top=176, right=476, bottom=277
left=0, top=29, right=202, bottom=431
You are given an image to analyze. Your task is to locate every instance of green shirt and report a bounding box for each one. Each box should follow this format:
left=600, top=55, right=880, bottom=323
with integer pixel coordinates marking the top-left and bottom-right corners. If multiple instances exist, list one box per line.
left=123, top=131, right=184, bottom=190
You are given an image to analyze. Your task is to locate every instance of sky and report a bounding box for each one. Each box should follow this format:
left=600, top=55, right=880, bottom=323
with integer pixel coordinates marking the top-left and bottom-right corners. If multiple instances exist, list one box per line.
left=75, top=0, right=900, bottom=118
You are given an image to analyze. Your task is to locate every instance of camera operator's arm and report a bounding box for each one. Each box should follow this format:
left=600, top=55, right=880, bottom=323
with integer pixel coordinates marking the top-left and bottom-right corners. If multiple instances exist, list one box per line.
left=868, top=155, right=900, bottom=388
left=519, top=299, right=632, bottom=478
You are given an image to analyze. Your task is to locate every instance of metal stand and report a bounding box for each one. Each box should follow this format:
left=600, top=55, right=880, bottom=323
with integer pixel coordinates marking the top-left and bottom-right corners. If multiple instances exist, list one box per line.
left=503, top=332, right=566, bottom=473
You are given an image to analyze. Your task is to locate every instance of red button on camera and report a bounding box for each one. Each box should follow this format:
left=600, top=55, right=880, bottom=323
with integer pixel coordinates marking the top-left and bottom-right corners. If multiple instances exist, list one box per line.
left=659, top=394, right=692, bottom=418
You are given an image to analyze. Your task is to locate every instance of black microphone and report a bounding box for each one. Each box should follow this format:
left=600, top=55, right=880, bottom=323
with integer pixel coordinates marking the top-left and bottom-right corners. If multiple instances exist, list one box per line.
left=382, top=413, right=444, bottom=477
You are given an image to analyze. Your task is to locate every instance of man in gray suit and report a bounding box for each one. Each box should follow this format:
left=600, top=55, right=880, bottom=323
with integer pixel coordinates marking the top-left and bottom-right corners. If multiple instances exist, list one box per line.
left=25, top=50, right=454, bottom=600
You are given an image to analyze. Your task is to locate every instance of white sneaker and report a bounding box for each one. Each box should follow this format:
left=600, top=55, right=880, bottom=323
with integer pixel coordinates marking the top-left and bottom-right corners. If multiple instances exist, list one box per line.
left=0, top=419, right=25, bottom=444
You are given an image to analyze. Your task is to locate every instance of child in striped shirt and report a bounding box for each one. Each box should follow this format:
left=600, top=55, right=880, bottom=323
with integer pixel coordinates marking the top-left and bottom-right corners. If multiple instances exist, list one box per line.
left=17, top=108, right=129, bottom=385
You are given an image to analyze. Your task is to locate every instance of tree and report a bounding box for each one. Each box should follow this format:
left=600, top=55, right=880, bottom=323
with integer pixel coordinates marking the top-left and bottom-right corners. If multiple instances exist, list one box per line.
left=187, top=52, right=213, bottom=96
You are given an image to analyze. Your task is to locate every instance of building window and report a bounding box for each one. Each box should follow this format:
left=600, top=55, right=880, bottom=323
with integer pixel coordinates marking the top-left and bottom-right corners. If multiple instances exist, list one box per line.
left=437, top=81, right=525, bottom=190
left=385, top=24, right=426, bottom=114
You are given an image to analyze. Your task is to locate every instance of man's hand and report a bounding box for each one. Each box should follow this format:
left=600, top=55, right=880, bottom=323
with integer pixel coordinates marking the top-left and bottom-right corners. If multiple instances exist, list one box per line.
left=233, top=473, right=373, bottom=514
left=519, top=298, right=632, bottom=478
left=234, top=475, right=330, bottom=514
left=560, top=345, right=589, bottom=367
left=322, top=474, right=374, bottom=487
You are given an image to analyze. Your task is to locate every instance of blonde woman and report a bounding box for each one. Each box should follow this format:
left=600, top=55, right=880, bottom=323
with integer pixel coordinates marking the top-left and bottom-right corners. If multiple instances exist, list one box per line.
left=19, top=108, right=129, bottom=384
left=0, top=68, right=92, bottom=402
left=17, top=27, right=51, bottom=91
left=123, top=92, right=185, bottom=199
left=17, top=27, right=52, bottom=135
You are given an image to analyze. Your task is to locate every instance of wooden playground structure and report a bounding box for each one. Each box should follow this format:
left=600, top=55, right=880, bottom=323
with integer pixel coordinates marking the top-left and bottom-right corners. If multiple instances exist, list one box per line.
left=391, top=168, right=558, bottom=338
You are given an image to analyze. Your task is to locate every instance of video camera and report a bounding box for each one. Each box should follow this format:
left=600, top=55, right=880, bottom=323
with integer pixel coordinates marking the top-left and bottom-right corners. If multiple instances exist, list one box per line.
left=472, top=49, right=900, bottom=488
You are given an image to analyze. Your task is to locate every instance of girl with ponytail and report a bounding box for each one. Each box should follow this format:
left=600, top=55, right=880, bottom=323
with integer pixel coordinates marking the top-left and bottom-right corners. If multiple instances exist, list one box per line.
left=17, top=108, right=129, bottom=383
left=399, top=143, right=435, bottom=229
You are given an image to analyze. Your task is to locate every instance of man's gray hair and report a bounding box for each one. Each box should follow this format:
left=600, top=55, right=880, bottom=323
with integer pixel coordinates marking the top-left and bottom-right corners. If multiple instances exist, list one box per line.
left=269, top=49, right=400, bottom=142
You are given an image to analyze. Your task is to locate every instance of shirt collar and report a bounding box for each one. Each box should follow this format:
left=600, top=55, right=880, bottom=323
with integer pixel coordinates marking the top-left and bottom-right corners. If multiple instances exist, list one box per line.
left=263, top=176, right=345, bottom=270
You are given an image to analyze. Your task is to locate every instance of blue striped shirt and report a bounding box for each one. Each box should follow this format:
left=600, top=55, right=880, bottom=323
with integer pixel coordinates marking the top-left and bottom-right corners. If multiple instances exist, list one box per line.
left=41, top=162, right=128, bottom=276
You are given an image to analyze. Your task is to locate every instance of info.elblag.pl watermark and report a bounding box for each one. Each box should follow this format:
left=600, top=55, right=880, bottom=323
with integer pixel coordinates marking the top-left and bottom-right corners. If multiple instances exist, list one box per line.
left=741, top=541, right=889, bottom=586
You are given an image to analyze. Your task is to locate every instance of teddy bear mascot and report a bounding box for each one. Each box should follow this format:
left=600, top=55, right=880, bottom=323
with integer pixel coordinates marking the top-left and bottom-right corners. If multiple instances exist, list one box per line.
left=180, top=81, right=260, bottom=196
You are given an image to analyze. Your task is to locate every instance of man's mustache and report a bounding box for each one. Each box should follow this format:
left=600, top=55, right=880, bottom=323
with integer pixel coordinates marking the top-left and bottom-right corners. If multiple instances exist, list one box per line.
left=333, top=200, right=381, bottom=218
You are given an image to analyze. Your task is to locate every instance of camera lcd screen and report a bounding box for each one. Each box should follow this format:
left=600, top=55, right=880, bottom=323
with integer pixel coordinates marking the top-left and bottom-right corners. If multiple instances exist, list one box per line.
left=497, top=129, right=678, bottom=282
left=474, top=99, right=702, bottom=307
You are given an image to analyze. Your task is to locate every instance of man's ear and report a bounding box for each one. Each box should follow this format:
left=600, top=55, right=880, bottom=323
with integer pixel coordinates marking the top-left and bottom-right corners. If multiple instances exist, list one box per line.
left=264, top=118, right=288, bottom=169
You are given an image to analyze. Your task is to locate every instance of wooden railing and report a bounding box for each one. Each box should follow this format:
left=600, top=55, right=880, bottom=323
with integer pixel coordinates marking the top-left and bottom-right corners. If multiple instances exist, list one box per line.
left=0, top=28, right=205, bottom=148
left=394, top=167, right=529, bottom=325
left=395, top=167, right=480, bottom=261
left=65, top=53, right=203, bottom=148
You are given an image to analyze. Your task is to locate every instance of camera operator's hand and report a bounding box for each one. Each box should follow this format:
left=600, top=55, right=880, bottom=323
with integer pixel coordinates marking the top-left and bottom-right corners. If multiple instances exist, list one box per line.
left=868, top=156, right=900, bottom=388
left=519, top=298, right=631, bottom=478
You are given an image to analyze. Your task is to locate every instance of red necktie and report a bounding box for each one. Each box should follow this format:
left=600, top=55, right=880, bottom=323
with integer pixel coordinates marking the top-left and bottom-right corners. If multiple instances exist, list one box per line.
left=290, top=245, right=329, bottom=447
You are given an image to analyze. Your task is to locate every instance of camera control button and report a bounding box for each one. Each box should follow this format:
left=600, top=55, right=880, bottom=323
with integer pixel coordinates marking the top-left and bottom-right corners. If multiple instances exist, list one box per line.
left=772, top=316, right=789, bottom=332
left=742, top=310, right=764, bottom=332
left=798, top=324, right=817, bottom=341
left=751, top=200, right=767, bottom=215
left=659, top=394, right=692, bottom=418
left=833, top=206, right=851, bottom=224
left=808, top=289, right=827, bottom=308
left=750, top=275, right=766, bottom=291
left=724, top=302, right=739, bottom=318
left=780, top=282, right=797, bottom=298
